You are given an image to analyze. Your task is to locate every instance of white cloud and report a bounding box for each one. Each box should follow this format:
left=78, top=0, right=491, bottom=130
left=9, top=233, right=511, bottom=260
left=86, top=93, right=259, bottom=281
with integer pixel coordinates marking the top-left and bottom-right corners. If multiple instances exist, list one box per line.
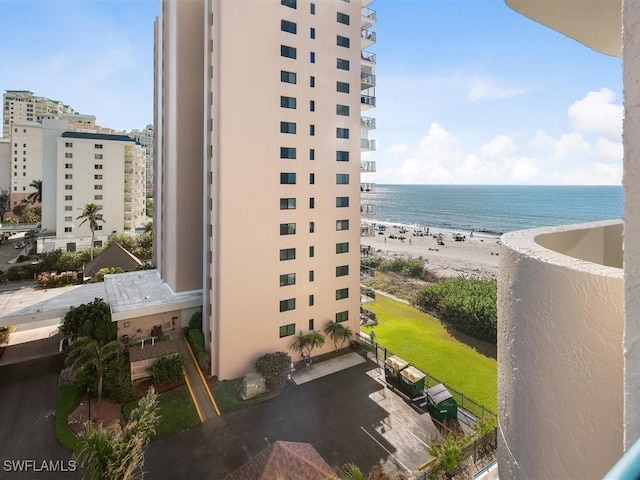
left=552, top=132, right=591, bottom=161
left=568, top=88, right=623, bottom=138
left=468, top=78, right=531, bottom=103
left=386, top=144, right=410, bottom=155
left=481, top=135, right=516, bottom=158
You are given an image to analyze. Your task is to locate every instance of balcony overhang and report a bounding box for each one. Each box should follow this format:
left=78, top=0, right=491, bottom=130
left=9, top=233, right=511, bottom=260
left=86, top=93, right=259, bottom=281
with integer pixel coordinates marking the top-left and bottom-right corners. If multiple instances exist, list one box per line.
left=504, top=0, right=621, bottom=57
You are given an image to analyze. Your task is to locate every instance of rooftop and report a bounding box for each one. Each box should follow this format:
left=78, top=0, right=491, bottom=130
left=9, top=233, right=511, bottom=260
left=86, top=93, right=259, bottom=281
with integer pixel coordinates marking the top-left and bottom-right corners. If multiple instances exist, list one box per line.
left=61, top=131, right=136, bottom=143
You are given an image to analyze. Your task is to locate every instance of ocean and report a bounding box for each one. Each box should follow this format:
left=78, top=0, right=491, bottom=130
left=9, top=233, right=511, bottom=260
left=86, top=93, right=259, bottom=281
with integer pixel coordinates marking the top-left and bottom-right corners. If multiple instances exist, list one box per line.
left=364, top=185, right=623, bottom=235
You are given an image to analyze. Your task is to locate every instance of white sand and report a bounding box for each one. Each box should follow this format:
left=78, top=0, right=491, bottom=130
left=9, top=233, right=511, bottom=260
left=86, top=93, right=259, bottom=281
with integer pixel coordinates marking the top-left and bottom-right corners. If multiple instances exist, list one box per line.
left=362, top=226, right=501, bottom=280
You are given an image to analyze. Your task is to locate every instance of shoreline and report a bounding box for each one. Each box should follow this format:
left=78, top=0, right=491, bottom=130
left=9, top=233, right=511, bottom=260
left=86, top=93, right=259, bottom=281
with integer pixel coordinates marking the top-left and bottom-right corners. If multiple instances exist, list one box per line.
left=362, top=224, right=501, bottom=280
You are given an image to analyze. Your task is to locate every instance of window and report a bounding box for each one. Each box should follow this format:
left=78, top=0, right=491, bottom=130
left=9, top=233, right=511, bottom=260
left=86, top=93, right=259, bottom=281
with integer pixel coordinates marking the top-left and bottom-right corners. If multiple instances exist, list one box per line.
left=309, top=197, right=315, bottom=209
left=281, top=20, right=297, bottom=34
left=64, top=206, right=72, bottom=212
left=280, top=323, right=296, bottom=338
left=309, top=173, right=315, bottom=184
left=309, top=246, right=315, bottom=257
left=337, top=12, right=350, bottom=24
left=336, top=220, right=349, bottom=231
left=281, top=0, right=296, bottom=8
left=280, top=198, right=296, bottom=210
left=65, top=163, right=72, bottom=169
left=309, top=221, right=315, bottom=233
left=336, top=265, right=349, bottom=277
left=309, top=270, right=314, bottom=282
left=337, top=104, right=350, bottom=116
left=308, top=319, right=314, bottom=330
left=310, top=27, right=315, bottom=39
left=310, top=2, right=315, bottom=14
left=336, top=196, right=349, bottom=207
left=336, top=151, right=349, bottom=162
left=65, top=174, right=73, bottom=179
left=309, top=125, right=315, bottom=136
left=280, top=248, right=296, bottom=261
left=309, top=295, right=314, bottom=306
left=94, top=195, right=103, bottom=200
left=337, top=35, right=350, bottom=48
left=336, top=81, right=350, bottom=93
left=310, top=76, right=315, bottom=88
left=280, top=223, right=296, bottom=235
left=65, top=216, right=72, bottom=222
left=309, top=100, right=315, bottom=112
left=280, top=121, right=296, bottom=134
left=337, top=128, right=349, bottom=139
left=336, top=242, right=349, bottom=254
left=95, top=154, right=103, bottom=160
left=95, top=164, right=103, bottom=170
left=336, top=311, right=349, bottom=323
left=281, top=45, right=297, bottom=59
left=96, top=225, right=103, bottom=231
left=281, top=70, right=297, bottom=84
left=280, top=298, right=296, bottom=312
left=309, top=149, right=315, bottom=160
left=280, top=172, right=296, bottom=184
left=281, top=96, right=296, bottom=109
left=336, top=173, right=350, bottom=184
left=94, top=174, right=103, bottom=180
left=65, top=185, right=72, bottom=190
left=65, top=142, right=73, bottom=147
left=95, top=144, right=103, bottom=149
left=280, top=273, right=296, bottom=286
left=65, top=152, right=73, bottom=159
left=310, top=52, right=315, bottom=63
left=280, top=147, right=296, bottom=159
left=336, top=288, right=349, bottom=300
left=64, top=227, right=73, bottom=233
left=95, top=185, right=103, bottom=190
left=65, top=195, right=72, bottom=201
left=337, top=58, right=350, bottom=70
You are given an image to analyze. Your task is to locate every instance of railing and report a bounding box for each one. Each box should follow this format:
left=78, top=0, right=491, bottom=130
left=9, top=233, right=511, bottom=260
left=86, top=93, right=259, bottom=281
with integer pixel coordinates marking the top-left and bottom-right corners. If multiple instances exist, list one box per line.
left=361, top=73, right=376, bottom=87
left=360, top=306, right=377, bottom=325
left=604, top=436, right=640, bottom=479
left=361, top=116, right=376, bottom=129
left=361, top=29, right=376, bottom=44
left=360, top=285, right=376, bottom=303
left=361, top=203, right=375, bottom=215
left=361, top=50, right=376, bottom=64
left=361, top=7, right=376, bottom=27
left=360, top=223, right=376, bottom=236
left=361, top=160, right=376, bottom=172
left=360, top=138, right=376, bottom=150
left=361, top=94, right=376, bottom=107
left=361, top=182, right=376, bottom=192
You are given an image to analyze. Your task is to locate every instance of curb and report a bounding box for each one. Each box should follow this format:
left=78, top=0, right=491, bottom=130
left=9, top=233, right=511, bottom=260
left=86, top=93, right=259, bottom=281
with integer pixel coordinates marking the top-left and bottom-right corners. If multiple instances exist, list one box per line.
left=183, top=337, right=220, bottom=416
left=182, top=367, right=204, bottom=422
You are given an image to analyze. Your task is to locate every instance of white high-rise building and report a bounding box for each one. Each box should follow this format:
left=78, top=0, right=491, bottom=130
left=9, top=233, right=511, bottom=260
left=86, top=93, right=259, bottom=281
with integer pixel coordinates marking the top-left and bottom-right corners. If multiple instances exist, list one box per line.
left=128, top=125, right=154, bottom=196
left=9, top=121, right=43, bottom=208
left=154, top=0, right=376, bottom=379
left=2, top=90, right=78, bottom=138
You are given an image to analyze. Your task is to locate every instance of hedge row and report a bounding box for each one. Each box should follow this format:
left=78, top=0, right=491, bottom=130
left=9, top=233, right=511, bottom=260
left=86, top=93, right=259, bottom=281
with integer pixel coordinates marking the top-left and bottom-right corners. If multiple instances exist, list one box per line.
left=186, top=329, right=210, bottom=375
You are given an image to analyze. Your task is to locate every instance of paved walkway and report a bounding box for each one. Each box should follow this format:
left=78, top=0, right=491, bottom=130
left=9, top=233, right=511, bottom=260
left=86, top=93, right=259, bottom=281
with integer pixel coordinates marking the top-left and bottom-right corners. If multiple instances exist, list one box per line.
left=291, top=351, right=366, bottom=384
left=177, top=336, right=218, bottom=420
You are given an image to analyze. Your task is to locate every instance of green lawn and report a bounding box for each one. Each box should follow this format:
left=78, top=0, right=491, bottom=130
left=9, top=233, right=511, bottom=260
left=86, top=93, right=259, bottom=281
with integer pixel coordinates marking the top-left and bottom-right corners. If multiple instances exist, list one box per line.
left=123, top=385, right=200, bottom=439
left=55, top=385, right=81, bottom=451
left=363, top=294, right=497, bottom=413
left=212, top=379, right=277, bottom=415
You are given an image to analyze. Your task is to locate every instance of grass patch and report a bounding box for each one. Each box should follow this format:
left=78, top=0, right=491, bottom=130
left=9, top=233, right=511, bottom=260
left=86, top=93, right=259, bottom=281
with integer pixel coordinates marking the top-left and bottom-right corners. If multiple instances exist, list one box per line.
left=212, top=379, right=277, bottom=414
left=123, top=385, right=200, bottom=439
left=364, top=271, right=427, bottom=304
left=56, top=385, right=80, bottom=451
left=363, top=293, right=497, bottom=413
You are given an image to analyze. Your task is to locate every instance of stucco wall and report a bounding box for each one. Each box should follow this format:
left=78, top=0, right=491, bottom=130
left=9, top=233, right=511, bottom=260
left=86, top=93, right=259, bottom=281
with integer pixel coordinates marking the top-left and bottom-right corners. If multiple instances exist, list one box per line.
left=498, top=221, right=623, bottom=479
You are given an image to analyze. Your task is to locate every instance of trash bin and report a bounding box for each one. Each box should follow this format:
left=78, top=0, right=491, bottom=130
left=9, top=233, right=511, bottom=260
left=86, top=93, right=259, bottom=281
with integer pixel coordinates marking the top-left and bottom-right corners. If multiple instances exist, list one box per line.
left=384, top=355, right=409, bottom=383
left=425, top=383, right=458, bottom=421
left=399, top=365, right=426, bottom=398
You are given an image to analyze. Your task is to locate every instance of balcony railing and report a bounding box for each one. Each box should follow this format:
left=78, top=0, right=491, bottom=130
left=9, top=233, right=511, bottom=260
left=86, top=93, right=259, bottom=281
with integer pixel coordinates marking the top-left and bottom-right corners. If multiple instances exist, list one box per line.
left=361, top=161, right=376, bottom=173
left=361, top=7, right=376, bottom=29
left=361, top=116, right=376, bottom=129
left=361, top=50, right=376, bottom=64
left=361, top=29, right=376, bottom=46
left=360, top=264, right=376, bottom=281
left=361, top=94, right=376, bottom=108
left=361, top=182, right=376, bottom=193
left=361, top=73, right=376, bottom=89
left=360, top=306, right=377, bottom=326
left=361, top=285, right=376, bottom=303
left=360, top=223, right=376, bottom=236
left=361, top=0, right=374, bottom=6
left=361, top=203, right=375, bottom=215
left=360, top=138, right=376, bottom=151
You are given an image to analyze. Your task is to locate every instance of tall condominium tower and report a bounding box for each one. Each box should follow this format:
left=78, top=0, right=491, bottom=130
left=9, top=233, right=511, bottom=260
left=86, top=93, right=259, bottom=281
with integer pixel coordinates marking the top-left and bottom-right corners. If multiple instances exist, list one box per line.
left=128, top=125, right=154, bottom=196
left=155, top=0, right=376, bottom=379
left=2, top=90, right=78, bottom=138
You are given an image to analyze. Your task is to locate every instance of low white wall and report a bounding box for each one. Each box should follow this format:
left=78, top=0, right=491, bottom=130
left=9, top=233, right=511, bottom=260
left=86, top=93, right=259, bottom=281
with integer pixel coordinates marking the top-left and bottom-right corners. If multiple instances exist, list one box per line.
left=498, top=220, right=623, bottom=479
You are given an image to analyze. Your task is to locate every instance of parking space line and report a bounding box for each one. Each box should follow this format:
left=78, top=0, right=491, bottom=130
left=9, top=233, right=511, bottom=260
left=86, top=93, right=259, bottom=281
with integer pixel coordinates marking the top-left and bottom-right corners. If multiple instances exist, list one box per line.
left=360, top=426, right=412, bottom=474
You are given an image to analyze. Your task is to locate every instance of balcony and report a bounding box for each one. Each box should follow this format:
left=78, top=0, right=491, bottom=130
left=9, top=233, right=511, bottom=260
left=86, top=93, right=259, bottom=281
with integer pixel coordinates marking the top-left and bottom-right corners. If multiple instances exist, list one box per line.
left=360, top=223, right=376, bottom=236
left=361, top=29, right=376, bottom=48
left=361, top=72, right=376, bottom=90
left=361, top=182, right=375, bottom=193
left=361, top=50, right=376, bottom=65
left=360, top=306, right=377, bottom=326
left=361, top=0, right=374, bottom=6
left=360, top=203, right=375, bottom=215
left=360, top=160, right=376, bottom=173
left=361, top=116, right=376, bottom=129
left=360, top=263, right=375, bottom=281
left=360, top=285, right=376, bottom=303
left=360, top=94, right=376, bottom=109
left=361, top=7, right=376, bottom=29
left=498, top=220, right=623, bottom=479
left=360, top=138, right=376, bottom=151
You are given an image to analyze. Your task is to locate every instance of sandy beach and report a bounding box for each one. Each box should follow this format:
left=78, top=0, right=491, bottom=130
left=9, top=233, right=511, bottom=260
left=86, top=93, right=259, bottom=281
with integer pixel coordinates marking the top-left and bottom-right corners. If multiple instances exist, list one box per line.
left=362, top=225, right=501, bottom=280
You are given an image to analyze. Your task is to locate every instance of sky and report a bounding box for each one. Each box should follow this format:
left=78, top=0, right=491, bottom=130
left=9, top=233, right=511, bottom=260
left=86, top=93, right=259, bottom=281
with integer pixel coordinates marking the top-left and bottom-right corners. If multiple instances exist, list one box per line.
left=0, top=0, right=623, bottom=185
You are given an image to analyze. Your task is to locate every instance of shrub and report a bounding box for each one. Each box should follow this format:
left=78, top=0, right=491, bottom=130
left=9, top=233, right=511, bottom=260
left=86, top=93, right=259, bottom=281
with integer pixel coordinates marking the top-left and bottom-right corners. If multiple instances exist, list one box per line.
left=61, top=298, right=116, bottom=345
left=36, top=271, right=77, bottom=288
left=94, top=267, right=124, bottom=282
left=0, top=325, right=15, bottom=345
left=148, top=353, right=185, bottom=385
left=39, top=249, right=63, bottom=271
left=378, top=258, right=425, bottom=279
left=361, top=257, right=382, bottom=269
left=255, top=352, right=291, bottom=392
left=186, top=329, right=209, bottom=374
left=103, top=355, right=135, bottom=402
left=6, top=263, right=43, bottom=281
left=188, top=311, right=202, bottom=330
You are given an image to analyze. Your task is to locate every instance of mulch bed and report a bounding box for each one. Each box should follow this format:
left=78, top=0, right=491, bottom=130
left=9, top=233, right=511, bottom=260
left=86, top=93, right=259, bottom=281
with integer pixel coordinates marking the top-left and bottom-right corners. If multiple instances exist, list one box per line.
left=135, top=377, right=185, bottom=396
left=68, top=397, right=125, bottom=435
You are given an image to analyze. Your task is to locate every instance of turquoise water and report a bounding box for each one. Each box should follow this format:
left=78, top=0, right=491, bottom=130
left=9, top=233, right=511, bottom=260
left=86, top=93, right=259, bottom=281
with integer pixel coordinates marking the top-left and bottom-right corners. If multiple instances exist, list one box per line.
left=365, top=185, right=623, bottom=235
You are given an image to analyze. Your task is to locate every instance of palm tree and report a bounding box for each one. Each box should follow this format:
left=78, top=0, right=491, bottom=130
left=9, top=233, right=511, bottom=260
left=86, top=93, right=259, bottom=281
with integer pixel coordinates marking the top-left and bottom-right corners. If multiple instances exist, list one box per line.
left=342, top=464, right=366, bottom=480
left=65, top=338, right=121, bottom=401
left=75, top=388, right=159, bottom=480
left=290, top=331, right=325, bottom=365
left=324, top=321, right=355, bottom=353
left=77, top=203, right=104, bottom=260
left=25, top=179, right=42, bottom=205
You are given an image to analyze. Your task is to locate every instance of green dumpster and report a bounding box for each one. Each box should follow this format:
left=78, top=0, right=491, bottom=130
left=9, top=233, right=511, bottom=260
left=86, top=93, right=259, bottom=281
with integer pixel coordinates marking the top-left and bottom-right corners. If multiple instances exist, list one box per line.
left=384, top=355, right=409, bottom=383
left=399, top=365, right=426, bottom=398
left=425, top=383, right=458, bottom=421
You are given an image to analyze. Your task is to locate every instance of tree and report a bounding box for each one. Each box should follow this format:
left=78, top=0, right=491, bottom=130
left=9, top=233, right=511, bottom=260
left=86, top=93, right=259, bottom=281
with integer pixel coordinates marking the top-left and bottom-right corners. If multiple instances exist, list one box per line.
left=290, top=331, right=325, bottom=364
left=61, top=298, right=116, bottom=345
left=77, top=203, right=104, bottom=260
left=26, top=179, right=42, bottom=205
left=74, top=388, right=159, bottom=480
left=65, top=338, right=121, bottom=401
left=0, top=192, right=9, bottom=222
left=255, top=352, right=291, bottom=392
left=324, top=321, right=354, bottom=353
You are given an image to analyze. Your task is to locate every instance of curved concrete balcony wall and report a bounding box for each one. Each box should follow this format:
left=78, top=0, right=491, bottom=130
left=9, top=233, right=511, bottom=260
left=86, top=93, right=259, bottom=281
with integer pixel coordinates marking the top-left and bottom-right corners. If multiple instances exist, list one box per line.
left=498, top=220, right=624, bottom=479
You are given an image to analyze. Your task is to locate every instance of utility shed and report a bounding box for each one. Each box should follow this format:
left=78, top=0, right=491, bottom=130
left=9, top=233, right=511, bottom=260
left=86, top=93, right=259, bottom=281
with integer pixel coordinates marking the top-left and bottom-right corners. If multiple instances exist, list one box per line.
left=426, top=383, right=458, bottom=421
left=384, top=355, right=409, bottom=383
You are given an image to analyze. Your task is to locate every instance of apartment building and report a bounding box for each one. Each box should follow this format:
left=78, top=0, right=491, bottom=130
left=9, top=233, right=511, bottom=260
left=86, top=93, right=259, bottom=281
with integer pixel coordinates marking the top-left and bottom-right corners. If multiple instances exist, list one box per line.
left=128, top=125, right=154, bottom=196
left=154, top=0, right=376, bottom=379
left=3, top=90, right=77, bottom=138
left=9, top=121, right=43, bottom=207
left=0, top=137, right=10, bottom=194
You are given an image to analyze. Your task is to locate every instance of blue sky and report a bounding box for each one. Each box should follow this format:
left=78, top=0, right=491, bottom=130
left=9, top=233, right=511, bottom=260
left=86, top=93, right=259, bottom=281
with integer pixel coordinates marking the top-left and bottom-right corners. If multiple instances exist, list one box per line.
left=0, top=0, right=623, bottom=184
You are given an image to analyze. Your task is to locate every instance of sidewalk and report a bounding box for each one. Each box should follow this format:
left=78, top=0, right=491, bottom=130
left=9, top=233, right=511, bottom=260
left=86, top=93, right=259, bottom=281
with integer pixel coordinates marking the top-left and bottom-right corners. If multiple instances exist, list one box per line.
left=291, top=352, right=366, bottom=385
left=177, top=336, right=218, bottom=420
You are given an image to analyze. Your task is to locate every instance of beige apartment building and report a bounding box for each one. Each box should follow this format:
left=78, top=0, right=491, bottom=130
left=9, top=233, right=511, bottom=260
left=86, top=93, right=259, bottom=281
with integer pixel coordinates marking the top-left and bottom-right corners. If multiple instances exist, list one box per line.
left=9, top=121, right=43, bottom=207
left=0, top=137, right=10, bottom=195
left=154, top=0, right=376, bottom=379
left=128, top=125, right=154, bottom=196
left=3, top=90, right=77, bottom=138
